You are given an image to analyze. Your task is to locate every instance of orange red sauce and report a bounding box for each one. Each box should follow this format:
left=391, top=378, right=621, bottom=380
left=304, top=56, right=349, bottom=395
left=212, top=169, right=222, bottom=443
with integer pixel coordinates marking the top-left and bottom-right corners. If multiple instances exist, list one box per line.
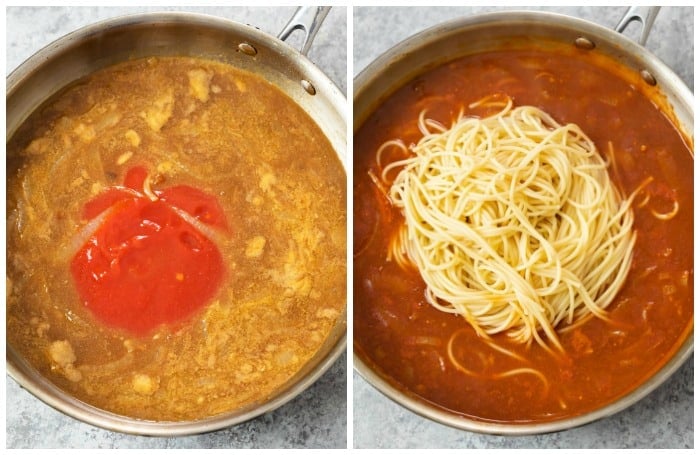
left=354, top=47, right=693, bottom=422
left=71, top=166, right=227, bottom=335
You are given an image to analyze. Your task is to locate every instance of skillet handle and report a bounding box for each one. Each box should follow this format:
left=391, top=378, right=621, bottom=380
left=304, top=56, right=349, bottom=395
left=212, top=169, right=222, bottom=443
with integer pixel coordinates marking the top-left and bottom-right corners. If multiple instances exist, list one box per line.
left=278, top=6, right=331, bottom=56
left=615, top=6, right=660, bottom=46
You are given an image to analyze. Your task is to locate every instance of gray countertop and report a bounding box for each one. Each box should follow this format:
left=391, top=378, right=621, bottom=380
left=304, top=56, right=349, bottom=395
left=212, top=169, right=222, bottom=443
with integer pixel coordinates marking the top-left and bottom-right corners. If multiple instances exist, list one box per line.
left=6, top=6, right=347, bottom=450
left=353, top=6, right=693, bottom=449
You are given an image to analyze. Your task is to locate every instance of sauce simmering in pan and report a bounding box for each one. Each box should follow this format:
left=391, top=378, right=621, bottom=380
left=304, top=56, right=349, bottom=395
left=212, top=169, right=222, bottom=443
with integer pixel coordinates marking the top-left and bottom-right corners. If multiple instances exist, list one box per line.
left=7, top=56, right=346, bottom=421
left=354, top=45, right=692, bottom=422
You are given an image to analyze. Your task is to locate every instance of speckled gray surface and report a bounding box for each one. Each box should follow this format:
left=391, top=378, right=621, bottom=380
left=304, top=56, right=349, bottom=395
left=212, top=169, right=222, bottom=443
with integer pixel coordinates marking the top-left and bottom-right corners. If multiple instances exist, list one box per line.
left=353, top=6, right=693, bottom=449
left=6, top=6, right=347, bottom=449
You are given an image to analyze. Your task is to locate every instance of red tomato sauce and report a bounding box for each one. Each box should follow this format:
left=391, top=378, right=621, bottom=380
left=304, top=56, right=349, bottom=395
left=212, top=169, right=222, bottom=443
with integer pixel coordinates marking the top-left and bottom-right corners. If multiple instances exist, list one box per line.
left=354, top=47, right=693, bottom=423
left=71, top=166, right=227, bottom=335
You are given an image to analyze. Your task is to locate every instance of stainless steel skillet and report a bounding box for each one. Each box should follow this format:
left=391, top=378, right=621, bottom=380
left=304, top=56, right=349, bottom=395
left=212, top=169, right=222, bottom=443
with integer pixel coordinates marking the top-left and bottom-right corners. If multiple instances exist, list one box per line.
left=353, top=6, right=692, bottom=436
left=6, top=6, right=347, bottom=437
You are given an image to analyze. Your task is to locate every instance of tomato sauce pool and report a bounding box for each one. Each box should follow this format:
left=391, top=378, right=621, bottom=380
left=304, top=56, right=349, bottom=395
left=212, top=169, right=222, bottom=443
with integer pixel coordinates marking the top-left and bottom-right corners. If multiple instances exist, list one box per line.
left=71, top=166, right=227, bottom=335
left=354, top=47, right=693, bottom=423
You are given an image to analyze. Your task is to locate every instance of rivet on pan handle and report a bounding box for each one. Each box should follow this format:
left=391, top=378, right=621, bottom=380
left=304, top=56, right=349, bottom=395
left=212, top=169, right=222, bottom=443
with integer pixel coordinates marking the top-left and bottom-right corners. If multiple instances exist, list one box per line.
left=278, top=6, right=331, bottom=56
left=615, top=6, right=661, bottom=87
left=615, top=6, right=660, bottom=47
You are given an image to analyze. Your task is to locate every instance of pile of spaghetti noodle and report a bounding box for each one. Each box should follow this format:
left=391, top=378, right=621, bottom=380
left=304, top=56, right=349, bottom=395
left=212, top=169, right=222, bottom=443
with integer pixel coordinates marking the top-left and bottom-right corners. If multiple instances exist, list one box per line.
left=378, top=99, right=646, bottom=353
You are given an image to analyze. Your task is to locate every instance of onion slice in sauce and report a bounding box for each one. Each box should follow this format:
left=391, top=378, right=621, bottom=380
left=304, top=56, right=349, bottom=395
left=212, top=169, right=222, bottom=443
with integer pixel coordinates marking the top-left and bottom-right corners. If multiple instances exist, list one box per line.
left=60, top=206, right=115, bottom=261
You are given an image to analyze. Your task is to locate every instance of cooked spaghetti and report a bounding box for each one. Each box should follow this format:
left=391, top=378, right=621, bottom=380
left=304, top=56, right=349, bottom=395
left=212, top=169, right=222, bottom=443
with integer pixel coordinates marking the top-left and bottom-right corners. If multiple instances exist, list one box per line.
left=377, top=99, right=648, bottom=352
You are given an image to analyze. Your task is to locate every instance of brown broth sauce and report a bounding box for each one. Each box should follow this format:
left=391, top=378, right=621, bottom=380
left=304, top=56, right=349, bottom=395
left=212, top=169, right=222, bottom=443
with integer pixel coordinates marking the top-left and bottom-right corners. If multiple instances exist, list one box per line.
left=7, top=56, right=346, bottom=421
left=354, top=48, right=693, bottom=422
